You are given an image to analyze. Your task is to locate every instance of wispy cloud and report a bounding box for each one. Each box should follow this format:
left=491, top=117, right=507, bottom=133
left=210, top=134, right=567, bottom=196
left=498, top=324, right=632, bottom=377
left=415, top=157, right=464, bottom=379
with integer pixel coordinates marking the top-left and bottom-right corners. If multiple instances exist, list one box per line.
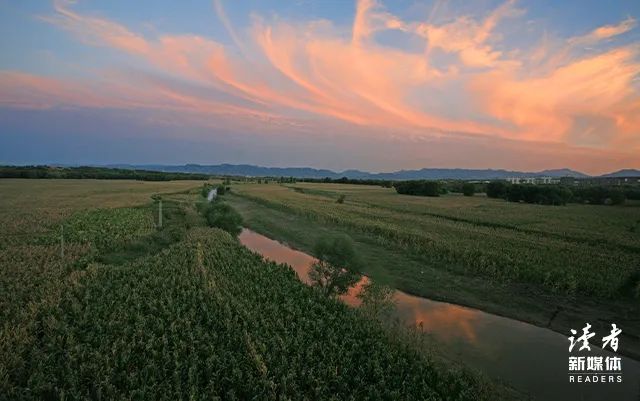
left=2, top=0, right=638, bottom=167
left=569, top=16, right=637, bottom=45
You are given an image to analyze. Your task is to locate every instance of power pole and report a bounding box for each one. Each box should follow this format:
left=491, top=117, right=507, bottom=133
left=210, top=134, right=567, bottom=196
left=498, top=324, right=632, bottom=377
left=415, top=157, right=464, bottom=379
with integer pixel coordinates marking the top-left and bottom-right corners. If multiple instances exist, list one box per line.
left=158, top=199, right=163, bottom=228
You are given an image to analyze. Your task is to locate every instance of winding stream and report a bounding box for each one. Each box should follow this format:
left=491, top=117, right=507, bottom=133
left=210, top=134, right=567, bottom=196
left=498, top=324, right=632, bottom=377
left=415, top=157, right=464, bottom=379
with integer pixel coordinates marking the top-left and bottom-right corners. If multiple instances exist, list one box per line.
left=238, top=228, right=640, bottom=401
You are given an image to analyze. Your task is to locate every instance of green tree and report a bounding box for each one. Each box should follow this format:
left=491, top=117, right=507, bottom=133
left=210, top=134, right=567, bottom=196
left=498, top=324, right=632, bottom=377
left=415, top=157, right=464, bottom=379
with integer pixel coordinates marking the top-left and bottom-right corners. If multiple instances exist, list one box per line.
left=204, top=202, right=243, bottom=236
left=609, top=190, right=626, bottom=205
left=309, top=235, right=361, bottom=297
left=486, top=181, right=508, bottom=198
left=462, top=183, right=475, bottom=197
left=394, top=180, right=441, bottom=197
left=357, top=280, right=395, bottom=321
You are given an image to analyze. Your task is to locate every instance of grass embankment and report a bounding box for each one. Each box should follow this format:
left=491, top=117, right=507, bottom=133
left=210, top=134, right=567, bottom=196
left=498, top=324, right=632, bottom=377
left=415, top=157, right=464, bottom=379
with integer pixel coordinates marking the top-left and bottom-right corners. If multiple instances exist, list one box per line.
left=226, top=184, right=640, bottom=360
left=1, top=179, right=510, bottom=400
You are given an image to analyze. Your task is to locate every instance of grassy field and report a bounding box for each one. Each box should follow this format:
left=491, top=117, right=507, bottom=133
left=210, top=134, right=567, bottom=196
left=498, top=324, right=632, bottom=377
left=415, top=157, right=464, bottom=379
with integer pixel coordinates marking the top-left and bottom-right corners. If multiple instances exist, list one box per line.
left=0, top=179, right=206, bottom=243
left=1, top=179, right=510, bottom=400
left=227, top=182, right=640, bottom=358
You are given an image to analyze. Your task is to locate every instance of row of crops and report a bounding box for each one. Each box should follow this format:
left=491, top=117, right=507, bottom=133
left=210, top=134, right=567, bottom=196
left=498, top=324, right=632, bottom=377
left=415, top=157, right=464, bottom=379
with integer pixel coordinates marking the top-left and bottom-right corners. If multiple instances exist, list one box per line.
left=283, top=182, right=640, bottom=252
left=4, top=227, right=497, bottom=400
left=231, top=184, right=640, bottom=298
left=44, top=207, right=155, bottom=251
left=1, top=203, right=160, bottom=400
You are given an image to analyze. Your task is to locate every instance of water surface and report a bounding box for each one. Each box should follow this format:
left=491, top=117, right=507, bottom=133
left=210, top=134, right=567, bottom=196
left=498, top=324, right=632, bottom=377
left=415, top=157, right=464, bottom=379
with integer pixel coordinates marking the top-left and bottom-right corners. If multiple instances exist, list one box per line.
left=239, top=228, right=640, bottom=401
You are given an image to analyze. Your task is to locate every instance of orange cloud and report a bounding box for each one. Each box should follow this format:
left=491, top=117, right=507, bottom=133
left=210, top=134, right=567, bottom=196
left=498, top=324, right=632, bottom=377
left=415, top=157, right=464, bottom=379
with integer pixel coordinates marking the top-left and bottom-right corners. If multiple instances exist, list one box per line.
left=42, top=0, right=150, bottom=55
left=4, top=0, right=634, bottom=160
left=472, top=48, right=640, bottom=147
left=570, top=17, right=637, bottom=45
left=0, top=70, right=280, bottom=132
left=417, top=0, right=523, bottom=68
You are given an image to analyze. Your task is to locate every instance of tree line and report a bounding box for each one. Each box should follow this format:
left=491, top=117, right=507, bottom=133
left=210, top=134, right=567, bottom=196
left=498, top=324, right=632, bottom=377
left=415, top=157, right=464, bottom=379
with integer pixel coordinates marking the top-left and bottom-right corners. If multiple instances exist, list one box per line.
left=485, top=181, right=631, bottom=205
left=394, top=179, right=635, bottom=205
left=0, top=165, right=210, bottom=181
left=299, top=176, right=394, bottom=187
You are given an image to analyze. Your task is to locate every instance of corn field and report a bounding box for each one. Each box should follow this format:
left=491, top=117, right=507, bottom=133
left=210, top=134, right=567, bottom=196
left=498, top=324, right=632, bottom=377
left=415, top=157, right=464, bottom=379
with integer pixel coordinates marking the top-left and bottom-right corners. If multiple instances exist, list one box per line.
left=1, top=180, right=502, bottom=400
left=231, top=183, right=640, bottom=298
left=2, top=228, right=496, bottom=400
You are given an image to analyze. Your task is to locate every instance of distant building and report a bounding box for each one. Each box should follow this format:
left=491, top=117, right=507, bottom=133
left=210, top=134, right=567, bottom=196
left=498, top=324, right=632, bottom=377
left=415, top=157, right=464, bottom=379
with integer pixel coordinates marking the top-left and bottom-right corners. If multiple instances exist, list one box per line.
left=538, top=176, right=560, bottom=184
left=560, top=177, right=579, bottom=186
left=506, top=176, right=560, bottom=185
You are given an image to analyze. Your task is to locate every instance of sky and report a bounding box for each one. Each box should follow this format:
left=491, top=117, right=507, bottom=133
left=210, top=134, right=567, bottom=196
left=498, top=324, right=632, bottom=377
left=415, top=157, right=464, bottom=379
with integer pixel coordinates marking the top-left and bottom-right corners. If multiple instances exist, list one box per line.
left=0, top=0, right=639, bottom=174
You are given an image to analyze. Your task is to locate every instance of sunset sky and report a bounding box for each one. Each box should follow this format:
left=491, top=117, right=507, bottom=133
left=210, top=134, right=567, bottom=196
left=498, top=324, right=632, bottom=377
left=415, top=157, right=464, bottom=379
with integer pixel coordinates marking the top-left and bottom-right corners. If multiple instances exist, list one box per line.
left=1, top=0, right=639, bottom=174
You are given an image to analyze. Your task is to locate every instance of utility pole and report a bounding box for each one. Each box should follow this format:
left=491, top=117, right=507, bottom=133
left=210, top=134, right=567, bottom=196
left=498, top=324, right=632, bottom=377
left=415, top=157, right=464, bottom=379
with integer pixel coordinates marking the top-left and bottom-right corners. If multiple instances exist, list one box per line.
left=60, top=224, right=64, bottom=258
left=158, top=199, right=163, bottom=228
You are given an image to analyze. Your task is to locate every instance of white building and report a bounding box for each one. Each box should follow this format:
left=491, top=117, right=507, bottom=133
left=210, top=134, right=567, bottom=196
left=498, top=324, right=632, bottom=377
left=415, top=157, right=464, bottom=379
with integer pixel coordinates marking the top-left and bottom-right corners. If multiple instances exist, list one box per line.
left=506, top=177, right=559, bottom=185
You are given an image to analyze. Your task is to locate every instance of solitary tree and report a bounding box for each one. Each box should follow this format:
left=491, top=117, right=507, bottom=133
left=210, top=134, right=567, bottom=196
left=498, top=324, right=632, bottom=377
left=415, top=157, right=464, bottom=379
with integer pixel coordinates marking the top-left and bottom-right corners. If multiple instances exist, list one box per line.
left=357, top=280, right=395, bottom=321
left=309, top=235, right=361, bottom=297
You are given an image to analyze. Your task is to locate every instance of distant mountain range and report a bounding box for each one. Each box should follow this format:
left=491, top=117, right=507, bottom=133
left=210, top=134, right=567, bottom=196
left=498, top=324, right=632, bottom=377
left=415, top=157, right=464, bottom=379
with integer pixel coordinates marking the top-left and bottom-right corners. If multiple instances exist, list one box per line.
left=100, top=164, right=640, bottom=180
left=600, top=169, right=640, bottom=178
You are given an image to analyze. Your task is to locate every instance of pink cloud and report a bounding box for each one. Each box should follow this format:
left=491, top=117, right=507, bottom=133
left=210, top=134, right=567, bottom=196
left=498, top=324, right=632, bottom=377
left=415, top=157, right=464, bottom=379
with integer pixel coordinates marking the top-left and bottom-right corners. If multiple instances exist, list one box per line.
left=471, top=48, right=640, bottom=147
left=570, top=17, right=637, bottom=45
left=2, top=0, right=637, bottom=169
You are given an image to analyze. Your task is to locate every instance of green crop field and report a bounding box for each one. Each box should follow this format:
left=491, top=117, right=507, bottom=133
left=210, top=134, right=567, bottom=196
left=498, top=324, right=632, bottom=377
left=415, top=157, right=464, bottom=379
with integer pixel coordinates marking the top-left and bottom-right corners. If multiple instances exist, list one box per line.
left=230, top=183, right=640, bottom=298
left=227, top=182, right=640, bottom=360
left=1, top=179, right=509, bottom=400
left=0, top=179, right=206, bottom=243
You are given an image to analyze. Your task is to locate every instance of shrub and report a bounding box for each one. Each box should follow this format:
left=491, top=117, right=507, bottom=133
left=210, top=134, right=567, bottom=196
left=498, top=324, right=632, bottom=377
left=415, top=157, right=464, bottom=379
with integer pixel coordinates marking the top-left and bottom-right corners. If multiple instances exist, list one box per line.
left=336, top=194, right=346, bottom=204
left=572, top=186, right=627, bottom=205
left=462, top=183, right=475, bottom=197
left=201, top=184, right=214, bottom=198
left=504, top=185, right=572, bottom=205
left=609, top=190, right=626, bottom=205
left=357, top=281, right=395, bottom=321
left=394, top=180, right=441, bottom=197
left=624, top=188, right=640, bottom=200
left=486, top=181, right=508, bottom=198
left=204, top=202, right=243, bottom=236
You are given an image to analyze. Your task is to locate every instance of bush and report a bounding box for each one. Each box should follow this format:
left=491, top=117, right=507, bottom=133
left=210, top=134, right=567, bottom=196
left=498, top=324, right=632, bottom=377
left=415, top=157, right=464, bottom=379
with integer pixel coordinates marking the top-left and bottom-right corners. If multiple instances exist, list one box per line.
left=394, top=180, right=441, bottom=197
left=609, top=190, right=626, bottom=205
left=216, top=184, right=226, bottom=196
left=462, top=183, right=475, bottom=197
left=336, top=194, right=346, bottom=204
left=571, top=186, right=627, bottom=205
left=357, top=281, right=395, bottom=321
left=486, top=181, right=508, bottom=198
left=204, top=202, right=243, bottom=236
left=504, top=184, right=572, bottom=205
left=201, top=184, right=214, bottom=198
left=624, top=188, right=640, bottom=200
